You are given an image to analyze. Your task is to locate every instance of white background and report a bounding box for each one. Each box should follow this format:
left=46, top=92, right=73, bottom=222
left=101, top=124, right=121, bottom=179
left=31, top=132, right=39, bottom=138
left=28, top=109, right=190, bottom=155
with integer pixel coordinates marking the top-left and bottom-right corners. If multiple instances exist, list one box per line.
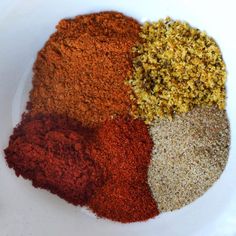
left=0, top=1, right=236, bottom=236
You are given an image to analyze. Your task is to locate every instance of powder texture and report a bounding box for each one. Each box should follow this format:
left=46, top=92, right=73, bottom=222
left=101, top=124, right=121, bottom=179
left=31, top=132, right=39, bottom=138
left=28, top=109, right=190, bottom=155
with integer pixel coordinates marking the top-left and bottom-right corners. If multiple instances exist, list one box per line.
left=148, top=106, right=230, bottom=212
left=4, top=114, right=105, bottom=206
left=28, top=12, right=140, bottom=127
left=129, top=18, right=226, bottom=123
left=88, top=117, right=159, bottom=223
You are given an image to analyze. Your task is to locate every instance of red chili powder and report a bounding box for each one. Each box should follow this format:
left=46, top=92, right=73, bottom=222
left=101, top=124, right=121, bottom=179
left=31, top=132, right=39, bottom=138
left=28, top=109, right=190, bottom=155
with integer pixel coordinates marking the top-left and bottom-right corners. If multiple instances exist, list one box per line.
left=88, top=117, right=159, bottom=223
left=4, top=113, right=105, bottom=206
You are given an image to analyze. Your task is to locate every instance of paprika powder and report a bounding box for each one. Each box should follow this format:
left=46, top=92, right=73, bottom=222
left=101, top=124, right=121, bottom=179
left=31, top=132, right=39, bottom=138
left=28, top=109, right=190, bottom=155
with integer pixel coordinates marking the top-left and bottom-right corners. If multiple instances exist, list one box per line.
left=4, top=113, right=105, bottom=206
left=28, top=11, right=140, bottom=127
left=88, top=117, right=159, bottom=223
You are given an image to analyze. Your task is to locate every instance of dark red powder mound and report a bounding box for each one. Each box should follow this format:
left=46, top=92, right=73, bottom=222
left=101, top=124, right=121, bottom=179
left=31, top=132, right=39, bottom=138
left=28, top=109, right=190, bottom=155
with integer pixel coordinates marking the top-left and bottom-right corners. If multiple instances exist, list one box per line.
left=4, top=114, right=158, bottom=222
left=4, top=113, right=105, bottom=206
left=88, top=117, right=159, bottom=223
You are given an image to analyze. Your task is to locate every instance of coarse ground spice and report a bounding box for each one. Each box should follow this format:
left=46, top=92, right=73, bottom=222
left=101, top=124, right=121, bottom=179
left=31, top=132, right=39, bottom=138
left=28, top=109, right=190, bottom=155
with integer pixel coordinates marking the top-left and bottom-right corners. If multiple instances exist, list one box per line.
left=4, top=114, right=105, bottom=206
left=88, top=117, right=159, bottom=223
left=148, top=106, right=230, bottom=212
left=28, top=12, right=141, bottom=128
left=129, top=17, right=226, bottom=123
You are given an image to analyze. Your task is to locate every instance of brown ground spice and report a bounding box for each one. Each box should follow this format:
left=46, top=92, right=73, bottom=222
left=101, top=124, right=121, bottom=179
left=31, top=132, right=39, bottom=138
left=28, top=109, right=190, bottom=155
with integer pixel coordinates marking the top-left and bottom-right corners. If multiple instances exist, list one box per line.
left=28, top=12, right=140, bottom=127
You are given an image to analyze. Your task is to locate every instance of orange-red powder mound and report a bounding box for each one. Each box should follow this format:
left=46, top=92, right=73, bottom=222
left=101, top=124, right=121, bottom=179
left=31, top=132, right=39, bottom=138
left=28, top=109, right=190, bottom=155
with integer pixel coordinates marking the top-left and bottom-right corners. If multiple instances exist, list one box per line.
left=88, top=117, right=159, bottom=223
left=28, top=11, right=140, bottom=128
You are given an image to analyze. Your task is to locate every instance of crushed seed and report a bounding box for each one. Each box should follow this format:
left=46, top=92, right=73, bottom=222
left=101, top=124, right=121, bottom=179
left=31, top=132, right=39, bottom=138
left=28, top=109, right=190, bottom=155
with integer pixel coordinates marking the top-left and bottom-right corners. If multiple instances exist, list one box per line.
left=148, top=106, right=230, bottom=212
left=129, top=17, right=227, bottom=123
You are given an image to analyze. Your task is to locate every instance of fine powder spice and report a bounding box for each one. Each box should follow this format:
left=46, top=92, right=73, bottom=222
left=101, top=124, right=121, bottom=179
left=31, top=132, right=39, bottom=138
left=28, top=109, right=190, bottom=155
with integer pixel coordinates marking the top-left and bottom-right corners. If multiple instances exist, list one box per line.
left=4, top=114, right=105, bottom=206
left=88, top=117, right=159, bottom=223
left=28, top=12, right=141, bottom=128
left=148, top=106, right=230, bottom=212
left=128, top=17, right=226, bottom=123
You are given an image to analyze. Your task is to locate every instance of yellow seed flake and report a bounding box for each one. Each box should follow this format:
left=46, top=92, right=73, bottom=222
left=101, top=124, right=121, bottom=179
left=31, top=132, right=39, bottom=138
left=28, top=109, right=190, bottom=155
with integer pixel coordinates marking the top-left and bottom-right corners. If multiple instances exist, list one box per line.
left=129, top=17, right=227, bottom=123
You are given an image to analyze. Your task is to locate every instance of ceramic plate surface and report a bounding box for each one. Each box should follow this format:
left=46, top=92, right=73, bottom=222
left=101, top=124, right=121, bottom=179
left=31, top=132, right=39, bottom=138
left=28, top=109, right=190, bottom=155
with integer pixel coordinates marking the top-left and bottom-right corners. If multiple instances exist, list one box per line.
left=0, top=0, right=236, bottom=235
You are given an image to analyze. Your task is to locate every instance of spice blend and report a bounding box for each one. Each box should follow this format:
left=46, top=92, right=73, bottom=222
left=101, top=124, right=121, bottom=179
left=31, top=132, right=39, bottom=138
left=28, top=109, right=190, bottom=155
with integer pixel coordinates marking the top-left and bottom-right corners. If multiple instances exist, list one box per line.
left=4, top=11, right=230, bottom=224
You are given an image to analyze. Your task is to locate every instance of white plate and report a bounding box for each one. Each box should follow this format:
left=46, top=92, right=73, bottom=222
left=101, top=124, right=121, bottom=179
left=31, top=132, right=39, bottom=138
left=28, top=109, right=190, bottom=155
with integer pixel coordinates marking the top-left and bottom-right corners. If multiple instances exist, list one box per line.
left=0, top=0, right=236, bottom=235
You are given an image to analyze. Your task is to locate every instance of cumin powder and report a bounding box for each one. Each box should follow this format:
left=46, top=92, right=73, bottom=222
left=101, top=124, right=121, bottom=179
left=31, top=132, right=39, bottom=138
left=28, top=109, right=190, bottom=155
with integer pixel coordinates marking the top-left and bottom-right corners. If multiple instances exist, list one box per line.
left=148, top=106, right=230, bottom=212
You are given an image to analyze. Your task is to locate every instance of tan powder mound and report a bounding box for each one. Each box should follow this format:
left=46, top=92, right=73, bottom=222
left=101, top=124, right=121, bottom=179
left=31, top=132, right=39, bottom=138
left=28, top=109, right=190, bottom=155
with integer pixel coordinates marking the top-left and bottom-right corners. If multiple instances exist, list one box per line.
left=148, top=106, right=230, bottom=212
left=28, top=12, right=140, bottom=127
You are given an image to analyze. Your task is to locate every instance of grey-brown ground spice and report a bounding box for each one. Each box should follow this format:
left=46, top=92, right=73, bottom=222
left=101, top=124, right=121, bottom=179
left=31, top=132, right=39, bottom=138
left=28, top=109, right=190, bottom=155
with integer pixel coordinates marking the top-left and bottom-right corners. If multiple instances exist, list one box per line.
left=148, top=106, right=230, bottom=212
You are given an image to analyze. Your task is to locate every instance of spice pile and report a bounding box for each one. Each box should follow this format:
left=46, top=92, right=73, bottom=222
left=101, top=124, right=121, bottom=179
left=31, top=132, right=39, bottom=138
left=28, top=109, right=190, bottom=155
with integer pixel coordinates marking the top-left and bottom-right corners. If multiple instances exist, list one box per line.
left=28, top=11, right=140, bottom=128
left=4, top=11, right=230, bottom=224
left=5, top=114, right=104, bottom=206
left=129, top=17, right=226, bottom=123
left=148, top=106, right=230, bottom=212
left=5, top=113, right=158, bottom=222
left=88, top=118, right=158, bottom=223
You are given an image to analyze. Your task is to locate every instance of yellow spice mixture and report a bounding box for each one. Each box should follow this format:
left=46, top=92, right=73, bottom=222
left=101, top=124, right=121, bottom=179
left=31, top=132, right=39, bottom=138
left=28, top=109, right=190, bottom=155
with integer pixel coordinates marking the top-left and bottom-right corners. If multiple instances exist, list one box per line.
left=128, top=17, right=226, bottom=123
